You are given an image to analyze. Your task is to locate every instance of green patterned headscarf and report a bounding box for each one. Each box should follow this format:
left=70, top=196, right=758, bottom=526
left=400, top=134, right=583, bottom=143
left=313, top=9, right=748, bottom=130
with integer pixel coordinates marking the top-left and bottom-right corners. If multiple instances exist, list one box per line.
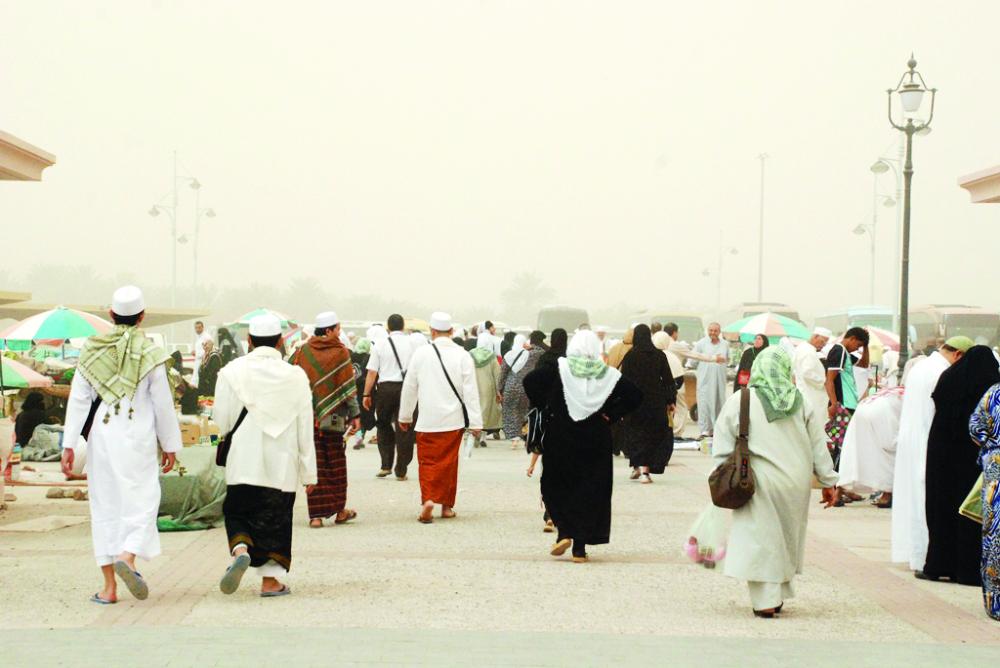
left=77, top=325, right=170, bottom=406
left=470, top=347, right=496, bottom=368
left=353, top=337, right=371, bottom=355
left=749, top=346, right=802, bottom=422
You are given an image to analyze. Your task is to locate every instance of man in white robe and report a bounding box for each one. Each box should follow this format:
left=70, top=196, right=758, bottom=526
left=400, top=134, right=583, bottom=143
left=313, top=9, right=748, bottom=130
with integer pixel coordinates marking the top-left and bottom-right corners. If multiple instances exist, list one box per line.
left=61, top=286, right=181, bottom=604
left=792, top=328, right=831, bottom=418
left=837, top=387, right=904, bottom=503
left=191, top=320, right=211, bottom=386
left=890, top=337, right=972, bottom=570
left=688, top=322, right=729, bottom=437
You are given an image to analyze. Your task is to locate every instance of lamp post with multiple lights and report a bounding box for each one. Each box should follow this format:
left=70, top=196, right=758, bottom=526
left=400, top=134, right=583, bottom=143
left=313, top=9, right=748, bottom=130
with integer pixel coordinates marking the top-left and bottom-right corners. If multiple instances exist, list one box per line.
left=886, top=55, right=936, bottom=379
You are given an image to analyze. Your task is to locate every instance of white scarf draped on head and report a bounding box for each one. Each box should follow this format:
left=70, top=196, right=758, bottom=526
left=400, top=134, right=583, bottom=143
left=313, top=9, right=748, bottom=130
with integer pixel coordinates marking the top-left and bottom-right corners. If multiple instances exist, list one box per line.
left=504, top=334, right=529, bottom=373
left=476, top=332, right=495, bottom=350
left=226, top=347, right=311, bottom=438
left=557, top=330, right=622, bottom=422
left=367, top=325, right=388, bottom=343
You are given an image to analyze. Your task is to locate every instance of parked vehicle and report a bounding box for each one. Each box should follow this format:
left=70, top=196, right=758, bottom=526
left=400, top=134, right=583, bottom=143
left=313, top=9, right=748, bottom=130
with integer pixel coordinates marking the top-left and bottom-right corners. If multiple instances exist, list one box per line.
left=908, top=305, right=1000, bottom=351
left=814, top=306, right=894, bottom=336
left=537, top=305, right=590, bottom=334
left=630, top=310, right=705, bottom=343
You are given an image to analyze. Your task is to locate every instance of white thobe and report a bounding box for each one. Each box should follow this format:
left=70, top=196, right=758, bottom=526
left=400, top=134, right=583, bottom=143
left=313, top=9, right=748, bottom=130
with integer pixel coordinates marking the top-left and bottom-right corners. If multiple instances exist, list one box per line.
left=63, top=365, right=181, bottom=566
left=191, top=332, right=212, bottom=385
left=838, top=388, right=904, bottom=494
left=400, top=337, right=484, bottom=432
left=891, top=352, right=948, bottom=570
left=689, top=337, right=728, bottom=434
left=713, top=390, right=838, bottom=603
left=792, top=342, right=828, bottom=418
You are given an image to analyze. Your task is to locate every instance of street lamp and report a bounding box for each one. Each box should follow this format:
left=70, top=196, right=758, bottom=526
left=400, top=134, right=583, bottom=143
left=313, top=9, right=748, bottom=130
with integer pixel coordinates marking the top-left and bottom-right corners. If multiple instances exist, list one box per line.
left=189, top=177, right=215, bottom=303
left=886, top=54, right=936, bottom=380
left=704, top=231, right=739, bottom=315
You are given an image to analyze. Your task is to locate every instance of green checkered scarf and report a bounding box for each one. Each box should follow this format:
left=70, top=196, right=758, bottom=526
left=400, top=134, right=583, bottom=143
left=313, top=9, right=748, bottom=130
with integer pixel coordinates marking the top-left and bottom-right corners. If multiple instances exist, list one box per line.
left=470, top=347, right=496, bottom=368
left=77, top=325, right=170, bottom=406
left=566, top=356, right=609, bottom=379
left=749, top=346, right=802, bottom=422
left=353, top=337, right=372, bottom=355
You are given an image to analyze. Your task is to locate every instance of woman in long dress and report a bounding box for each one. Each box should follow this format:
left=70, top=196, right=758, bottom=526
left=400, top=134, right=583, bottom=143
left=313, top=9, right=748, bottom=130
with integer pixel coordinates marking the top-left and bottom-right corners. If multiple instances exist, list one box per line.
left=922, top=345, right=1000, bottom=585
left=471, top=332, right=503, bottom=445
left=713, top=347, right=838, bottom=616
left=968, top=382, right=1000, bottom=620
left=523, top=331, right=641, bottom=563
left=498, top=334, right=541, bottom=448
left=620, top=325, right=676, bottom=483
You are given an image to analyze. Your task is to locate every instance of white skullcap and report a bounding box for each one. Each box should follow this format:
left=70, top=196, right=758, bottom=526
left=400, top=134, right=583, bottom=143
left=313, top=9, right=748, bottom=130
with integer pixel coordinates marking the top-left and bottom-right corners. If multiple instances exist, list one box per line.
left=315, top=311, right=339, bottom=328
left=429, top=311, right=453, bottom=332
left=595, top=324, right=609, bottom=333
left=249, top=314, right=282, bottom=337
left=813, top=326, right=833, bottom=338
left=111, top=285, right=145, bottom=317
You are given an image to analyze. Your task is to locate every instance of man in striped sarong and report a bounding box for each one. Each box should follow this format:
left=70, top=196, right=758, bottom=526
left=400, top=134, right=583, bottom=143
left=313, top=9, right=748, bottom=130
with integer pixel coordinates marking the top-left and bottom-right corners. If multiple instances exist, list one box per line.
left=290, top=311, right=361, bottom=527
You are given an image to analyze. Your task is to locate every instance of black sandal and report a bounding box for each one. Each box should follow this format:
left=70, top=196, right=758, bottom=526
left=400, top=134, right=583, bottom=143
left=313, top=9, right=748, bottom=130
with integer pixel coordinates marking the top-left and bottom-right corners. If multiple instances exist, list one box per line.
left=753, top=610, right=775, bottom=619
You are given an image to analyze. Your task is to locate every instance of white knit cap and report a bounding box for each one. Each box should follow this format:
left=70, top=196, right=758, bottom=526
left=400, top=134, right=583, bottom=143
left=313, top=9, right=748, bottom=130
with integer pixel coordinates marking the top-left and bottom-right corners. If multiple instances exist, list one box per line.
left=813, top=326, right=833, bottom=338
left=315, top=311, right=339, bottom=328
left=249, top=314, right=282, bottom=337
left=429, top=312, right=453, bottom=332
left=111, top=285, right=145, bottom=317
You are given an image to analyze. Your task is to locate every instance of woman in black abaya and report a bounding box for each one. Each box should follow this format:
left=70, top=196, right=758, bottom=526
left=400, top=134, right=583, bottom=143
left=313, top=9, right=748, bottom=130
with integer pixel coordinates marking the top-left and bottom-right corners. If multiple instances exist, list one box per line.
left=620, top=324, right=676, bottom=483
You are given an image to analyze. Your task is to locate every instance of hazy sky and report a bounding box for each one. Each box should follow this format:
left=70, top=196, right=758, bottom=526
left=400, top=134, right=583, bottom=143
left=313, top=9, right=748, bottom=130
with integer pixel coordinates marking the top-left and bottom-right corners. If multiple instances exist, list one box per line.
left=2, top=1, right=999, bottom=323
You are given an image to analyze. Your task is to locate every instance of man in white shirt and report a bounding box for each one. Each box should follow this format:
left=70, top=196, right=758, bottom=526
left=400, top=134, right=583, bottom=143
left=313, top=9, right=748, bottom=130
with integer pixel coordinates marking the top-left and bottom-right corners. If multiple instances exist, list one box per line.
left=400, top=312, right=483, bottom=524
left=793, top=327, right=831, bottom=419
left=191, top=320, right=211, bottom=385
left=61, top=286, right=181, bottom=604
left=362, top=313, right=415, bottom=480
left=214, top=313, right=317, bottom=598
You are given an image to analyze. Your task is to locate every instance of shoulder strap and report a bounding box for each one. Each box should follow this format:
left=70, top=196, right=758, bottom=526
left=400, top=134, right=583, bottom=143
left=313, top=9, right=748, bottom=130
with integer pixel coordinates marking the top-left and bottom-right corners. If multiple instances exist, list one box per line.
left=738, top=387, right=750, bottom=440
left=231, top=406, right=249, bottom=436
left=80, top=398, right=102, bottom=441
left=388, top=337, right=406, bottom=379
left=432, top=344, right=470, bottom=429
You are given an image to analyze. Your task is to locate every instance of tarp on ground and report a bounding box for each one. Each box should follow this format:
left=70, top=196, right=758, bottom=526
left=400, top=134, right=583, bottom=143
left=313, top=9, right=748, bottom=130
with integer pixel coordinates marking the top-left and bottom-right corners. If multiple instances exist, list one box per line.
left=157, top=445, right=226, bottom=531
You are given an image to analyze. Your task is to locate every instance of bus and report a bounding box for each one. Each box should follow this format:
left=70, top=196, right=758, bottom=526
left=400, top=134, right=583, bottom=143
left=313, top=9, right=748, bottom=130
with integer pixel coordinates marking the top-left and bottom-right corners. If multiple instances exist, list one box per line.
left=537, top=305, right=590, bottom=334
left=630, top=310, right=705, bottom=343
left=814, top=306, right=894, bottom=336
left=908, top=305, right=1000, bottom=351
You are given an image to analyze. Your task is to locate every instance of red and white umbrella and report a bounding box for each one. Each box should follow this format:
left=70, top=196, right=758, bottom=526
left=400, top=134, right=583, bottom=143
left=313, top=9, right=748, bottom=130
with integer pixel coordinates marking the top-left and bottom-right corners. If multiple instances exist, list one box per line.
left=833, top=326, right=899, bottom=352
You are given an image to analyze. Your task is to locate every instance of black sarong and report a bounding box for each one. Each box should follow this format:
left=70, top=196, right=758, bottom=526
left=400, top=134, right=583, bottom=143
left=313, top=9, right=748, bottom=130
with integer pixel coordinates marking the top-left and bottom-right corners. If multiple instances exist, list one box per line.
left=223, top=484, right=296, bottom=570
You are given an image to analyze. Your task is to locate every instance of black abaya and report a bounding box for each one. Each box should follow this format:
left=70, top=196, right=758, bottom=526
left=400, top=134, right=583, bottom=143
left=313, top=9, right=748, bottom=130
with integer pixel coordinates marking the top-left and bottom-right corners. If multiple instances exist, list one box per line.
left=619, top=325, right=676, bottom=473
left=924, top=345, right=1000, bottom=585
left=523, top=365, right=641, bottom=547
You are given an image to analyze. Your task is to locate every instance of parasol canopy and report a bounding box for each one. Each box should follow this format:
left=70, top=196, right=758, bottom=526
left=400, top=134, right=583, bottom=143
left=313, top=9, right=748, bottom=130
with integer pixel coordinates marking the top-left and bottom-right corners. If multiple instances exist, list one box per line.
left=1, top=306, right=113, bottom=347
left=230, top=308, right=295, bottom=329
left=833, top=326, right=900, bottom=352
left=722, top=312, right=810, bottom=344
left=0, top=356, right=54, bottom=389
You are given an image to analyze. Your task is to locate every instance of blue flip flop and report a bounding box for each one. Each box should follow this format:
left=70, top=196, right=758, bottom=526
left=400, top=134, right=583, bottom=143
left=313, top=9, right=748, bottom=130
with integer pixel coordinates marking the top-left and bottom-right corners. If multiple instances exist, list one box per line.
left=113, top=560, right=149, bottom=600
left=260, top=585, right=291, bottom=598
left=90, top=593, right=116, bottom=605
left=219, top=553, right=251, bottom=595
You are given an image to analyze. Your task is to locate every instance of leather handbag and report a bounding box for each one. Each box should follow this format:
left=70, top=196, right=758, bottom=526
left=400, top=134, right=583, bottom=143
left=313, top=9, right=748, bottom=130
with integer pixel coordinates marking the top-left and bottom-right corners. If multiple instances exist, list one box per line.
left=708, top=388, right=755, bottom=509
left=215, top=407, right=248, bottom=467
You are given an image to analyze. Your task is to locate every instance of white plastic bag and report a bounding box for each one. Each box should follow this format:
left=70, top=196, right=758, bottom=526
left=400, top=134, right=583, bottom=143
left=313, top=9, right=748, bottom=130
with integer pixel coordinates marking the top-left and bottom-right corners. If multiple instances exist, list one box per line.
left=682, top=503, right=730, bottom=569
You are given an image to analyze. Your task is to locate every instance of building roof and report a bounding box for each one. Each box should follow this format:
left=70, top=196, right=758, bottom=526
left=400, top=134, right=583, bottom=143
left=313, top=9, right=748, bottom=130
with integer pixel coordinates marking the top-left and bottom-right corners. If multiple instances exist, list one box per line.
left=959, top=165, right=1000, bottom=204
left=0, top=130, right=56, bottom=181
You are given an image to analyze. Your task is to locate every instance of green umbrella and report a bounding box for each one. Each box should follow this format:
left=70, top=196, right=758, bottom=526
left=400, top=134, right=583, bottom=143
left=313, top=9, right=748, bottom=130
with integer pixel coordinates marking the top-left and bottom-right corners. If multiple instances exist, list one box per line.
left=230, top=308, right=294, bottom=329
left=722, top=312, right=810, bottom=344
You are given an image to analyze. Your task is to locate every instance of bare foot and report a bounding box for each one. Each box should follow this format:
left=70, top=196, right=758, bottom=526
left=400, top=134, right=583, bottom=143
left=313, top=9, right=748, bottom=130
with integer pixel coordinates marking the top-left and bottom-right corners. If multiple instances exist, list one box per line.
left=309, top=518, right=323, bottom=528
left=261, top=577, right=285, bottom=594
left=441, top=507, right=456, bottom=519
left=419, top=501, right=434, bottom=523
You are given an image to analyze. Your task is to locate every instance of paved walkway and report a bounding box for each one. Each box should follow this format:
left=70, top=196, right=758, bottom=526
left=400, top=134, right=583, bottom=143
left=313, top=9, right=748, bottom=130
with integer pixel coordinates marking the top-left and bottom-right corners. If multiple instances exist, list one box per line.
left=2, top=443, right=996, bottom=666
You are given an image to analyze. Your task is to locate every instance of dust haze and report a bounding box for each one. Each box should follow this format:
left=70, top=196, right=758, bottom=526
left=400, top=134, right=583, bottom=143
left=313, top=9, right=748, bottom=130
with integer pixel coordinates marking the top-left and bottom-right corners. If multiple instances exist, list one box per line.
left=2, top=1, right=998, bottom=329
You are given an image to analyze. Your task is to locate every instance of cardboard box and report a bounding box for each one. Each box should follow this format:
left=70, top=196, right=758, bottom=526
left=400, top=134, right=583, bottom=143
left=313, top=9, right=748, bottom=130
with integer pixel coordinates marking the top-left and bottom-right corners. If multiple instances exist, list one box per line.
left=181, top=424, right=202, bottom=446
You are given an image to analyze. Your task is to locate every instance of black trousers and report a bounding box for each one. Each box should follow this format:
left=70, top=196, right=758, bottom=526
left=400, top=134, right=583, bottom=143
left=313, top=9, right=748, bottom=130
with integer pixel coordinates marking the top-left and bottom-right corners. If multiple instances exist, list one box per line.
left=374, top=381, right=415, bottom=476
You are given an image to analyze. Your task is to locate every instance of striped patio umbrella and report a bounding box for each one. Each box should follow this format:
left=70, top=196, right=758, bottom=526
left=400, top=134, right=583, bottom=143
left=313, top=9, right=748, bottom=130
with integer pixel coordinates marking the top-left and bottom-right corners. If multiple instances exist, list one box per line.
left=0, top=356, right=54, bottom=390
left=722, top=312, right=810, bottom=344
left=834, top=326, right=900, bottom=352
left=0, top=307, right=113, bottom=347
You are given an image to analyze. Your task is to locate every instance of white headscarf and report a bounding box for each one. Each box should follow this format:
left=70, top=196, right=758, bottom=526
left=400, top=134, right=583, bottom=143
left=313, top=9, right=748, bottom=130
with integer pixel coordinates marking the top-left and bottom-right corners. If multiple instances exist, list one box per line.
left=504, top=334, right=529, bottom=373
left=653, top=331, right=685, bottom=379
left=409, top=332, right=428, bottom=348
left=476, top=332, right=494, bottom=350
left=367, top=324, right=388, bottom=343
left=557, top=330, right=622, bottom=422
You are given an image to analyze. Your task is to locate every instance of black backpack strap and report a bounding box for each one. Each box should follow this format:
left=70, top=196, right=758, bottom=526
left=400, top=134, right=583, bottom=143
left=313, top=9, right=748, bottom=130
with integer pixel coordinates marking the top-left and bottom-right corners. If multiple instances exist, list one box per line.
left=431, top=344, right=470, bottom=429
left=388, top=337, right=406, bottom=380
left=80, top=398, right=102, bottom=441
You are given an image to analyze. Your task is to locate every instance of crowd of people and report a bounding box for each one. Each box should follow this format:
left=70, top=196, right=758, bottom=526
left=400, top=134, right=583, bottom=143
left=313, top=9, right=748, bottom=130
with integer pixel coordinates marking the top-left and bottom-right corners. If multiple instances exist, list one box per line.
left=34, top=284, right=999, bottom=623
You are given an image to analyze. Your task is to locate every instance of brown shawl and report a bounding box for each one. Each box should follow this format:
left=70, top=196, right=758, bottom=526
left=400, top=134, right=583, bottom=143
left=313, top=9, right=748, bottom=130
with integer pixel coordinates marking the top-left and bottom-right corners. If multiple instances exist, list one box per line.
left=290, top=335, right=356, bottom=420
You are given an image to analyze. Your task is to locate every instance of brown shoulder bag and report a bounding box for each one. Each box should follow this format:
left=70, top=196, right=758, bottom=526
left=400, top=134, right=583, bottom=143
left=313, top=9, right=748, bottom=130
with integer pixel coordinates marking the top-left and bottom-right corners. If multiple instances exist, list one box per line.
left=708, top=388, right=755, bottom=509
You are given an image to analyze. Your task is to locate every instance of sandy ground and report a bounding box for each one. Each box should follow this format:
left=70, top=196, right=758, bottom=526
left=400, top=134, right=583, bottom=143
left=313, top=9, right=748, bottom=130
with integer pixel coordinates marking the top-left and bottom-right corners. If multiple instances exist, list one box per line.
left=1, top=438, right=996, bottom=664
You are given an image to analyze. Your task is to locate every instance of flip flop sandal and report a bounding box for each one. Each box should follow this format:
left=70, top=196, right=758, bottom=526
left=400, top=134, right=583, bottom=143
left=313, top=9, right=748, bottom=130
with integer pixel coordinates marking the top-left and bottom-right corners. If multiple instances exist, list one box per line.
left=90, top=593, right=116, bottom=605
left=334, top=510, right=357, bottom=525
left=550, top=538, right=572, bottom=557
left=219, top=553, right=251, bottom=595
left=260, top=585, right=291, bottom=598
left=418, top=515, right=434, bottom=524
left=113, top=561, right=149, bottom=600
left=441, top=511, right=457, bottom=519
